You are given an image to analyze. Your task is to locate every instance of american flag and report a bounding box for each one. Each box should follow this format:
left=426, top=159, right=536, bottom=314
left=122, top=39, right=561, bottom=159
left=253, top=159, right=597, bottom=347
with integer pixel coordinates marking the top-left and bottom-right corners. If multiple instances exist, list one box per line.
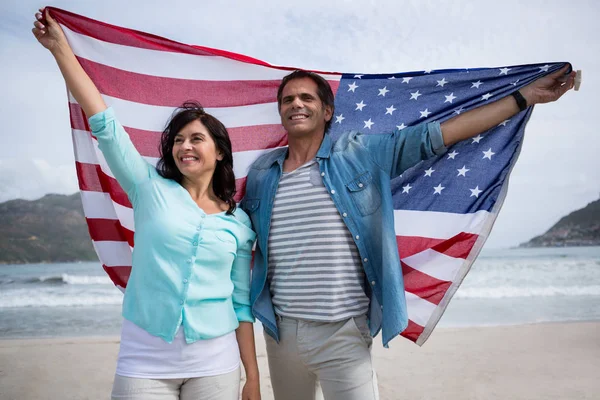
left=50, top=7, right=565, bottom=345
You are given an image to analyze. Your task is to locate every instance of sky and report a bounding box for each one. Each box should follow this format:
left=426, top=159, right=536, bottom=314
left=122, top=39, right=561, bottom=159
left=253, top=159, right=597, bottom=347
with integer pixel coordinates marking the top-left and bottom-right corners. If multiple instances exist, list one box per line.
left=1, top=0, right=599, bottom=248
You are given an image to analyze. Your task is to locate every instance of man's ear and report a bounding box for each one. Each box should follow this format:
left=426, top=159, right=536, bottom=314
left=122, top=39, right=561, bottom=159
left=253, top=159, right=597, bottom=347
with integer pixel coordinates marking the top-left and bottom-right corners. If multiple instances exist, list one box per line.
left=324, top=105, right=333, bottom=122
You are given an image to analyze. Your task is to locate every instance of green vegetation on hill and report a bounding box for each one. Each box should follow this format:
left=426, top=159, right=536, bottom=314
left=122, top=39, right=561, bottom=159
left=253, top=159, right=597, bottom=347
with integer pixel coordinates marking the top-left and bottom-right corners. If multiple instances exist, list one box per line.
left=0, top=193, right=97, bottom=264
left=521, top=198, right=600, bottom=247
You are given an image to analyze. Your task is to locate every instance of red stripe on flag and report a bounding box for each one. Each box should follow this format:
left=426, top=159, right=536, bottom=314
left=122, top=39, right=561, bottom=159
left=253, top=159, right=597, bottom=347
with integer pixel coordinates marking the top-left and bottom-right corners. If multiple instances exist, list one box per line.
left=401, top=262, right=452, bottom=306
left=77, top=57, right=282, bottom=108
left=102, top=265, right=131, bottom=289
left=69, top=102, right=90, bottom=131
left=75, top=162, right=132, bottom=208
left=87, top=218, right=134, bottom=247
left=431, top=232, right=479, bottom=259
left=397, top=235, right=447, bottom=258
left=234, top=177, right=248, bottom=203
left=400, top=320, right=425, bottom=342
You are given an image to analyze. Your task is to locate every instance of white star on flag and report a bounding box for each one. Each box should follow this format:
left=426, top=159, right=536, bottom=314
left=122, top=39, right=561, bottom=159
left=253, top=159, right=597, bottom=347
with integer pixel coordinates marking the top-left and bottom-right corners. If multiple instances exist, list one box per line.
left=472, top=135, right=483, bottom=143
left=444, top=93, right=457, bottom=103
left=471, top=80, right=483, bottom=88
left=447, top=150, right=459, bottom=159
left=385, top=105, right=397, bottom=115
left=420, top=109, right=431, bottom=118
left=482, top=148, right=495, bottom=160
left=481, top=93, right=493, bottom=101
left=348, top=82, right=358, bottom=92
left=457, top=166, right=470, bottom=177
left=335, top=114, right=345, bottom=124
left=424, top=167, right=435, bottom=177
left=539, top=65, right=550, bottom=72
left=499, top=119, right=510, bottom=126
left=410, top=90, right=422, bottom=100
left=402, top=184, right=412, bottom=193
left=436, top=78, right=448, bottom=87
left=354, top=74, right=364, bottom=79
left=363, top=119, right=374, bottom=129
left=402, top=77, right=412, bottom=84
left=499, top=67, right=511, bottom=75
left=378, top=87, right=390, bottom=96
left=355, top=101, right=366, bottom=111
left=396, top=123, right=406, bottom=130
left=470, top=186, right=483, bottom=197
left=433, top=184, right=445, bottom=194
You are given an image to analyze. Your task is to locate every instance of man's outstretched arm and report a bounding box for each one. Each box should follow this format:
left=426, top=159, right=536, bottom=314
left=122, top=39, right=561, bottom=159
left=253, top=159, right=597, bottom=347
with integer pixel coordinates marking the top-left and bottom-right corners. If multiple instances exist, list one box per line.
left=441, top=64, right=576, bottom=147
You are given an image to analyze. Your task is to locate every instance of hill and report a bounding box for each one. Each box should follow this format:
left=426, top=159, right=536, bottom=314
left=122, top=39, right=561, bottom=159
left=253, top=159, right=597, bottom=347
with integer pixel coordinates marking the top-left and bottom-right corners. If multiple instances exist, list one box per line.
left=521, top=198, right=600, bottom=247
left=0, top=193, right=97, bottom=264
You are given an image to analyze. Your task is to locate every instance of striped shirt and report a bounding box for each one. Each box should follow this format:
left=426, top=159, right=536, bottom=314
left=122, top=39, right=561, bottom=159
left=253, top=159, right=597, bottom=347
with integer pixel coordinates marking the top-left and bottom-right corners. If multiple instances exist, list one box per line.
left=267, top=160, right=370, bottom=321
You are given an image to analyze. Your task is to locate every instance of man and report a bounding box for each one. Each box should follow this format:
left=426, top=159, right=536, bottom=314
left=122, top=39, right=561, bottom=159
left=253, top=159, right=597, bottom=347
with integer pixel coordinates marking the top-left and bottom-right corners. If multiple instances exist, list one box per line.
left=242, top=66, right=575, bottom=399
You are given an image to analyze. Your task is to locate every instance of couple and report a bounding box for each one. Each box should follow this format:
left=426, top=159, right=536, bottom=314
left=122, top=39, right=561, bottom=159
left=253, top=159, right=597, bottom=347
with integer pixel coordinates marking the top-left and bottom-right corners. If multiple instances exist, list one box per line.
left=33, top=8, right=575, bottom=400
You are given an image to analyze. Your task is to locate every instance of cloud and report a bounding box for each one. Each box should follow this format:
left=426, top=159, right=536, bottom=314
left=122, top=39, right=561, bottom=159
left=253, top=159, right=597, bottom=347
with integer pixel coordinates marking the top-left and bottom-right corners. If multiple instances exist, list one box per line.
left=0, top=159, right=78, bottom=203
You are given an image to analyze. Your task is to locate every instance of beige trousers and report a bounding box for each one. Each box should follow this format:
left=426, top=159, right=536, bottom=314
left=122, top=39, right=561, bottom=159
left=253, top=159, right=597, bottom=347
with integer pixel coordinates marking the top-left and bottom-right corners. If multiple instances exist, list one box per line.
left=265, top=315, right=379, bottom=400
left=110, top=367, right=240, bottom=400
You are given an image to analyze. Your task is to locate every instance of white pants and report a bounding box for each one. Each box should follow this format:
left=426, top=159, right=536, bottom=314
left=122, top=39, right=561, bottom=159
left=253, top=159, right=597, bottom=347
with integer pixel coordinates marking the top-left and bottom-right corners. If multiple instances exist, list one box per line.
left=110, top=367, right=240, bottom=400
left=265, top=315, right=379, bottom=400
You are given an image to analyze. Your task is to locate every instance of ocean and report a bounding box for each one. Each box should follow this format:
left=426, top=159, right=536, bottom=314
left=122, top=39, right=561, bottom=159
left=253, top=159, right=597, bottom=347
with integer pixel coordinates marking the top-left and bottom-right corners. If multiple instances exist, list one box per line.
left=1, top=246, right=599, bottom=339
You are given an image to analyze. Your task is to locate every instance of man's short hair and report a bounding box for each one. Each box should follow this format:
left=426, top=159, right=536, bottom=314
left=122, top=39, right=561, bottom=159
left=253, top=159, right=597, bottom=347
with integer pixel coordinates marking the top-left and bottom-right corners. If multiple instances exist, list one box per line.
left=277, top=70, right=336, bottom=134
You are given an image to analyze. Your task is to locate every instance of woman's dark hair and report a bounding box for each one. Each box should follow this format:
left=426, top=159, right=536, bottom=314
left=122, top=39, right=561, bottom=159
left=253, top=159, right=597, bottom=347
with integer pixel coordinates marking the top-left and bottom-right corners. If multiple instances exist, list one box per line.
left=156, top=101, right=236, bottom=214
left=276, top=70, right=336, bottom=133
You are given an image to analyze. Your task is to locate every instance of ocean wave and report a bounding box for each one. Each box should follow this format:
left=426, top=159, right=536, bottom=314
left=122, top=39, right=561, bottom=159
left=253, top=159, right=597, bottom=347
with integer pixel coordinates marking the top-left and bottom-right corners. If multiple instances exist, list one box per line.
left=0, top=294, right=123, bottom=308
left=455, top=285, right=600, bottom=299
left=23, top=274, right=112, bottom=286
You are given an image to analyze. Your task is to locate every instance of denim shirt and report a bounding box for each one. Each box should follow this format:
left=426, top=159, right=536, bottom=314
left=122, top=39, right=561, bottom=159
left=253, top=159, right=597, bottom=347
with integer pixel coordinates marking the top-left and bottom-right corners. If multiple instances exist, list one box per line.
left=242, top=122, right=447, bottom=347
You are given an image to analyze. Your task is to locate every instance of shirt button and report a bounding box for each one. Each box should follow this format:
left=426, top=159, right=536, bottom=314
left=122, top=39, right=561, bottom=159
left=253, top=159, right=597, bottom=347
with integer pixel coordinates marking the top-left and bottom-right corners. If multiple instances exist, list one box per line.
left=192, top=241, right=198, bottom=246
left=180, top=300, right=184, bottom=305
left=330, top=189, right=336, bottom=194
left=183, top=279, right=188, bottom=284
left=321, top=172, right=325, bottom=177
left=358, top=183, right=364, bottom=188
left=371, top=281, right=376, bottom=286
left=363, top=258, right=368, bottom=262
left=342, top=213, right=348, bottom=217
left=196, top=226, right=201, bottom=231
left=186, top=258, right=192, bottom=264
left=355, top=235, right=360, bottom=240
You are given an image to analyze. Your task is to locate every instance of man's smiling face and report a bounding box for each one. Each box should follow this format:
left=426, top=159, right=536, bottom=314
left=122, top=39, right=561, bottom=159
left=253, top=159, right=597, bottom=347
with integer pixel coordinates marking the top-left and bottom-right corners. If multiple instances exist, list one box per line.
left=279, top=77, right=332, bottom=139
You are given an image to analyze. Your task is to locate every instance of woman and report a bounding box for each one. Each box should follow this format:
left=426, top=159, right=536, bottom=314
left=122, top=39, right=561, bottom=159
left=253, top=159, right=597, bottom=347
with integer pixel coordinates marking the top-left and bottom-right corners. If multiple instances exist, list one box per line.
left=33, top=9, right=261, bottom=400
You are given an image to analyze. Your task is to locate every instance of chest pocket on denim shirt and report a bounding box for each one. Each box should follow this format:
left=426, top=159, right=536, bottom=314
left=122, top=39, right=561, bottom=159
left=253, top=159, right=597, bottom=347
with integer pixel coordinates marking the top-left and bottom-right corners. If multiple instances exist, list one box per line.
left=345, top=171, right=381, bottom=216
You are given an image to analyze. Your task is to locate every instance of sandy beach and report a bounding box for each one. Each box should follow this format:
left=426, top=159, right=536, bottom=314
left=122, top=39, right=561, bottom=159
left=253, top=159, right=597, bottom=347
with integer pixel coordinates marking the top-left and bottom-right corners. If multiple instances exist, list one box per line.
left=0, top=322, right=598, bottom=400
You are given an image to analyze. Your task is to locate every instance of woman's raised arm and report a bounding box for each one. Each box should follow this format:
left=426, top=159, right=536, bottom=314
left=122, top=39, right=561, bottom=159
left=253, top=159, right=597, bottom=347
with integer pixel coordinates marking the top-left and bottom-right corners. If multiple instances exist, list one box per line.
left=32, top=8, right=106, bottom=117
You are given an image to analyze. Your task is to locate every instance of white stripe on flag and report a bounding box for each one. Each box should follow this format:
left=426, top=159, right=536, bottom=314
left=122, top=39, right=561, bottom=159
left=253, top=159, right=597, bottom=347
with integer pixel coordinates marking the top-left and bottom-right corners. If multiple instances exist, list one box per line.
left=402, top=248, right=465, bottom=282
left=80, top=191, right=117, bottom=219
left=72, top=129, right=97, bottom=164
left=63, top=24, right=341, bottom=82
left=68, top=96, right=282, bottom=131
left=394, top=209, right=489, bottom=239
left=114, top=202, right=135, bottom=232
left=80, top=191, right=135, bottom=232
left=92, top=240, right=133, bottom=267
left=405, top=291, right=437, bottom=327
